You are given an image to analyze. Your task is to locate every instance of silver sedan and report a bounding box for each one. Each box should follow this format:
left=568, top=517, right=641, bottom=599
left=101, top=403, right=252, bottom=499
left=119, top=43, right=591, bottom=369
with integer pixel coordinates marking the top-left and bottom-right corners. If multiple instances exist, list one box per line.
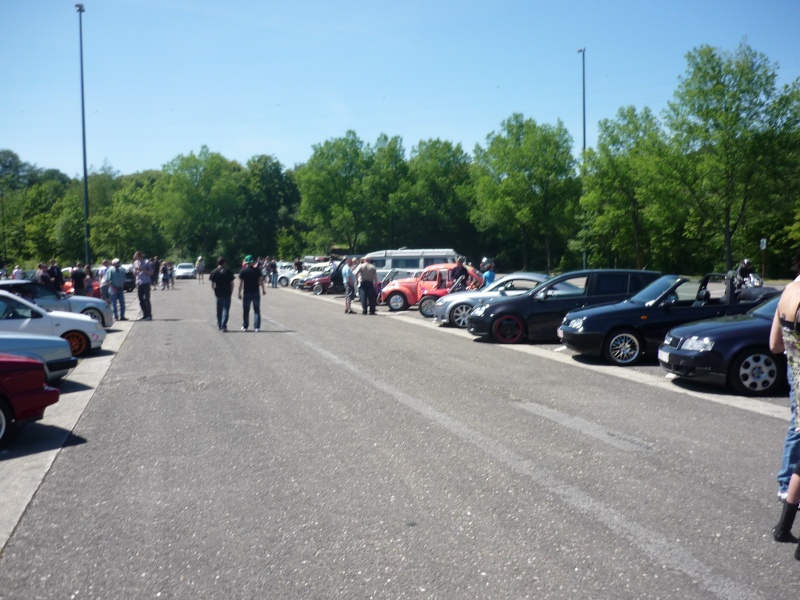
left=0, top=332, right=77, bottom=383
left=432, top=272, right=551, bottom=328
left=0, top=281, right=114, bottom=327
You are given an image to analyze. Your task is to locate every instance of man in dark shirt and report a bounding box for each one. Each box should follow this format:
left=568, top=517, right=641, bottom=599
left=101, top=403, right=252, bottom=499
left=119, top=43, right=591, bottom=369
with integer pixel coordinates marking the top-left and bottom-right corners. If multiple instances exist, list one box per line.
left=237, top=254, right=266, bottom=332
left=48, top=259, right=63, bottom=292
left=449, top=257, right=471, bottom=293
left=71, top=262, right=87, bottom=296
left=209, top=256, right=235, bottom=332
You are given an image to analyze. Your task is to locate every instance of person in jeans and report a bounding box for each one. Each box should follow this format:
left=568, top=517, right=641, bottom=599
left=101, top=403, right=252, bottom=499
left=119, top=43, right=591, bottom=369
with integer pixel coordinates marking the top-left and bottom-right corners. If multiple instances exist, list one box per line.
left=237, top=254, right=265, bottom=332
left=132, top=251, right=153, bottom=320
left=209, top=256, right=235, bottom=332
left=104, top=258, right=128, bottom=321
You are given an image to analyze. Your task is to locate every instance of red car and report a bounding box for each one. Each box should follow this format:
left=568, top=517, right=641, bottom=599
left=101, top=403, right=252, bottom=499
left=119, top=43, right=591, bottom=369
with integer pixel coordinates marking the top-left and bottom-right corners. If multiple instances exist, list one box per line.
left=0, top=354, right=60, bottom=447
left=381, top=263, right=484, bottom=313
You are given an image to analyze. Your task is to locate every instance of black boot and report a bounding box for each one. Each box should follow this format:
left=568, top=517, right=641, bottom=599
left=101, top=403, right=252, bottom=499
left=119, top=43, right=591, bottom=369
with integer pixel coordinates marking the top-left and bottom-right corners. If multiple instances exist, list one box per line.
left=795, top=542, right=800, bottom=560
left=773, top=500, right=799, bottom=543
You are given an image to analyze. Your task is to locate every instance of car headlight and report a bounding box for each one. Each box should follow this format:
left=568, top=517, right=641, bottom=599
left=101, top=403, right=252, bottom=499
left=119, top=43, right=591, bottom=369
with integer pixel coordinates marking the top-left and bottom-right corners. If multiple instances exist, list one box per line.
left=472, top=304, right=487, bottom=317
left=567, top=317, right=585, bottom=330
left=680, top=336, right=715, bottom=352
left=434, top=299, right=445, bottom=306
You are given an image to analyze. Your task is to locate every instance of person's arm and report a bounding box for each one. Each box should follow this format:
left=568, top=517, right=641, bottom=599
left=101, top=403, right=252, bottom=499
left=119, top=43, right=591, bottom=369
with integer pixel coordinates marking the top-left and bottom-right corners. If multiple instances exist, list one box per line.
left=770, top=306, right=785, bottom=354
left=238, top=276, right=243, bottom=297
left=260, top=274, right=266, bottom=295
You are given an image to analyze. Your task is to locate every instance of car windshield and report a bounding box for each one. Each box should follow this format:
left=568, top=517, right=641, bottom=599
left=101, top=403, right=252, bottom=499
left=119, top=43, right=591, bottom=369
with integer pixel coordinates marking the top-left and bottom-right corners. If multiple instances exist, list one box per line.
left=749, top=294, right=780, bottom=319
left=628, top=275, right=682, bottom=304
left=177, top=263, right=193, bottom=269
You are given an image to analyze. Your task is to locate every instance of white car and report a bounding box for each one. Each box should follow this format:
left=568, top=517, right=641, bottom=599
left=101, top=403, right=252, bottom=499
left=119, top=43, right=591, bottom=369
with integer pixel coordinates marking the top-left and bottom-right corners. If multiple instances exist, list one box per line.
left=0, top=280, right=114, bottom=327
left=174, top=263, right=197, bottom=279
left=0, top=290, right=106, bottom=356
left=0, top=332, right=77, bottom=383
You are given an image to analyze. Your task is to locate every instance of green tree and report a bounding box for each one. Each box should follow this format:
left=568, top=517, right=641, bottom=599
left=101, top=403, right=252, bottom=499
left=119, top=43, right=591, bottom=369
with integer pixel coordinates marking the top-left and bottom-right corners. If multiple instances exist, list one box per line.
left=295, top=131, right=371, bottom=253
left=472, top=114, right=579, bottom=270
left=663, top=42, right=800, bottom=270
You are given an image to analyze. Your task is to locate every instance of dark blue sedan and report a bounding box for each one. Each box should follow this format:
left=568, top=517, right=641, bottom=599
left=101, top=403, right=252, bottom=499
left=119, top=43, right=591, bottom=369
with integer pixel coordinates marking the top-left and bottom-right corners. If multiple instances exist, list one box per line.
left=657, top=295, right=786, bottom=396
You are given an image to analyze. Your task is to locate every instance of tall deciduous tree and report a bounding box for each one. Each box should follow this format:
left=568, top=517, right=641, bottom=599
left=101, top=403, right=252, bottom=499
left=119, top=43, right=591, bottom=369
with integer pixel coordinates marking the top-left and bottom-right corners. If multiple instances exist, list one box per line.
left=664, top=42, right=800, bottom=269
left=579, top=107, right=666, bottom=269
left=295, top=131, right=371, bottom=253
left=472, top=114, right=579, bottom=270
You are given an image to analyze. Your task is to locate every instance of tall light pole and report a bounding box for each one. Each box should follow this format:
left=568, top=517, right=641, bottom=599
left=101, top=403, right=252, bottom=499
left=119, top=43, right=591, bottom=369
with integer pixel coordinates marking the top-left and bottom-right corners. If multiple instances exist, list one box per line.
left=76, top=3, right=91, bottom=266
left=577, top=47, right=586, bottom=158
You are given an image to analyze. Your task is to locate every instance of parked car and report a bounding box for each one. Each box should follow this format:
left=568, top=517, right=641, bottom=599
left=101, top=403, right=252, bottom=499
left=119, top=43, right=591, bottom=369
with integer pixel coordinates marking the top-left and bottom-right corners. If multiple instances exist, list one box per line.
left=0, top=290, right=106, bottom=356
left=382, top=263, right=484, bottom=312
left=0, top=280, right=114, bottom=327
left=0, top=353, right=60, bottom=447
left=277, top=267, right=297, bottom=287
left=290, top=263, right=330, bottom=288
left=658, top=295, right=785, bottom=396
left=62, top=276, right=101, bottom=298
left=557, top=273, right=779, bottom=366
left=301, top=268, right=333, bottom=292
left=432, top=272, right=553, bottom=328
left=0, top=332, right=77, bottom=383
left=174, top=263, right=197, bottom=279
left=467, top=269, right=661, bottom=344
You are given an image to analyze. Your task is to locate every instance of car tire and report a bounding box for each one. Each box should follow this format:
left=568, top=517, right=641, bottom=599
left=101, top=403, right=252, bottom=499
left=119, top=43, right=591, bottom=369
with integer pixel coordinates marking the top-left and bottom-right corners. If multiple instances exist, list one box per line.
left=491, top=314, right=526, bottom=344
left=0, top=398, right=13, bottom=448
left=81, top=307, right=105, bottom=326
left=62, top=330, right=90, bottom=357
left=291, top=280, right=301, bottom=289
left=418, top=297, right=436, bottom=318
left=313, top=284, right=324, bottom=295
left=278, top=276, right=289, bottom=287
left=386, top=292, right=408, bottom=312
left=449, top=303, right=472, bottom=328
left=603, top=329, right=643, bottom=366
left=728, top=346, right=781, bottom=396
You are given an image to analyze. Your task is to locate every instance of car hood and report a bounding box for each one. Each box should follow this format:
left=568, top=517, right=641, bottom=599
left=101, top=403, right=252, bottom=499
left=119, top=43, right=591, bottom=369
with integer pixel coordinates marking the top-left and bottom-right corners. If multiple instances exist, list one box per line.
left=564, top=299, right=646, bottom=320
left=0, top=332, right=69, bottom=349
left=667, top=313, right=769, bottom=339
left=48, top=309, right=96, bottom=324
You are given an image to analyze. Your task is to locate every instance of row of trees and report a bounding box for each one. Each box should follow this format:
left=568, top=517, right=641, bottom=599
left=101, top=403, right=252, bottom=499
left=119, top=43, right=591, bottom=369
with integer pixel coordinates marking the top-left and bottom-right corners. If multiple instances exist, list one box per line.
left=2, top=43, right=800, bottom=276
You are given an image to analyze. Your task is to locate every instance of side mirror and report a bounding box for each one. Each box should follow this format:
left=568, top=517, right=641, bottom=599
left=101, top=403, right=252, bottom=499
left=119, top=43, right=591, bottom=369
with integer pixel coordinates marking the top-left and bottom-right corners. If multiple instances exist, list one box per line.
left=535, top=290, right=548, bottom=301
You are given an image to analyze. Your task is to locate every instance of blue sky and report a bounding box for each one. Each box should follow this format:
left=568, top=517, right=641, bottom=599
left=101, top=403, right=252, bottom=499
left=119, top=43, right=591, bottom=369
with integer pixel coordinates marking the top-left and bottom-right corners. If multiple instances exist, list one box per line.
left=3, top=0, right=799, bottom=178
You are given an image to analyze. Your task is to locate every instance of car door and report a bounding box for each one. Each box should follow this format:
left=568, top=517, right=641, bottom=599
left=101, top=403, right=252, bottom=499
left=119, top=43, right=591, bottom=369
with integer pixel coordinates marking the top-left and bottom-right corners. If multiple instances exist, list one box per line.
left=527, top=274, right=590, bottom=339
left=640, top=276, right=729, bottom=348
left=28, top=283, right=68, bottom=313
left=0, top=296, right=54, bottom=336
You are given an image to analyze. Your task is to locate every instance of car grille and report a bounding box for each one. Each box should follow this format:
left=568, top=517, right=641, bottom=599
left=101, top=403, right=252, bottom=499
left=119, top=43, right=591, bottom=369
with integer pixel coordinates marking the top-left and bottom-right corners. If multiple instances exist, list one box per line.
left=663, top=334, right=681, bottom=349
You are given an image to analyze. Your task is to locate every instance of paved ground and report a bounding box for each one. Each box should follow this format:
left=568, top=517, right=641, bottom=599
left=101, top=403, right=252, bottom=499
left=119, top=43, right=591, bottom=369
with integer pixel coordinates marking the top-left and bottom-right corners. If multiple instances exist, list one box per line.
left=0, top=280, right=795, bottom=599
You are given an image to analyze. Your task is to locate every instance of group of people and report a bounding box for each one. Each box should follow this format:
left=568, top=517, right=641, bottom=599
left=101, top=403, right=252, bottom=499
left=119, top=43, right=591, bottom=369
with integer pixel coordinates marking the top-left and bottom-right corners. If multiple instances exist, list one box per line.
left=341, top=257, right=380, bottom=315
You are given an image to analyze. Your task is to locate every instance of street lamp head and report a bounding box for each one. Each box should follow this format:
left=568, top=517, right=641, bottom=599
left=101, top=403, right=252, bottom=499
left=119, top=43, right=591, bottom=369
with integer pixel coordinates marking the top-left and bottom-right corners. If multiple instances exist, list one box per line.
left=76, top=3, right=85, bottom=12
left=577, top=47, right=585, bottom=54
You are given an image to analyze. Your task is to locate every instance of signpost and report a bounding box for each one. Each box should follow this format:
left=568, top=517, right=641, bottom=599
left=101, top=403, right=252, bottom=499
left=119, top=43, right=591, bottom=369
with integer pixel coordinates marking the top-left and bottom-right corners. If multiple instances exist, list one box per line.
left=760, top=238, right=767, bottom=278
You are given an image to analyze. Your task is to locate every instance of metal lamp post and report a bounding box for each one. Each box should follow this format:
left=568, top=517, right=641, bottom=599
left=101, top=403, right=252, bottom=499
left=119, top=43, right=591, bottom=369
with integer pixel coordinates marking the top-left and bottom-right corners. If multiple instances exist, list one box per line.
left=578, top=47, right=586, bottom=157
left=76, top=3, right=91, bottom=266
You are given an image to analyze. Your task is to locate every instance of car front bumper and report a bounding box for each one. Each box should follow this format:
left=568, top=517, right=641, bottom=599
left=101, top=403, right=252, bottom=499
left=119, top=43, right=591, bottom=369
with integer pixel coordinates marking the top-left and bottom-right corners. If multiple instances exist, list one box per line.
left=657, top=345, right=727, bottom=387
left=558, top=327, right=604, bottom=356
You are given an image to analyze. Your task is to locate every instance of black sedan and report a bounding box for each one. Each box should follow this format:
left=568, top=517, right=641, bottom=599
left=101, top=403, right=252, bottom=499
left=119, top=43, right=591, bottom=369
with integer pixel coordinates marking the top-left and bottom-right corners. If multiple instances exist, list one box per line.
left=657, top=295, right=785, bottom=396
left=557, top=273, right=779, bottom=366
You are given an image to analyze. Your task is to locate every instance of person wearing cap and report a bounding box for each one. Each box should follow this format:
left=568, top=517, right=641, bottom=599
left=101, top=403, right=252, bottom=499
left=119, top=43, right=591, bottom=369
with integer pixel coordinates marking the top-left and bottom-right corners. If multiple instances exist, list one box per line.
left=196, top=256, right=206, bottom=284
left=237, top=255, right=266, bottom=332
left=105, top=258, right=128, bottom=321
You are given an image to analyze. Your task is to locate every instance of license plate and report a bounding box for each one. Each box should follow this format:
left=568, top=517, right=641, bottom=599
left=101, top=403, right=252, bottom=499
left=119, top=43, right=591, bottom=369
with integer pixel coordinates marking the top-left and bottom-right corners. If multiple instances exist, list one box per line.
left=657, top=348, right=670, bottom=364
left=557, top=328, right=563, bottom=339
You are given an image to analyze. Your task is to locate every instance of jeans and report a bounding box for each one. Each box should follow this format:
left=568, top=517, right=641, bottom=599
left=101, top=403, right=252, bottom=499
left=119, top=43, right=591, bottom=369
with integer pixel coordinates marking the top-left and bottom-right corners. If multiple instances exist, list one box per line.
left=242, top=292, right=261, bottom=329
left=216, top=296, right=231, bottom=329
left=110, top=287, right=125, bottom=320
left=100, top=284, right=110, bottom=304
left=270, top=272, right=278, bottom=288
left=137, top=283, right=152, bottom=319
left=778, top=368, right=800, bottom=493
left=359, top=282, right=377, bottom=314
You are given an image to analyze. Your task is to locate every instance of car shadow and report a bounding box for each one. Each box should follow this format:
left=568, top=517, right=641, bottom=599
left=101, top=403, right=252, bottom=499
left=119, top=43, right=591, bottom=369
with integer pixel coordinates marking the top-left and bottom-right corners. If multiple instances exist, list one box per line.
left=0, top=424, right=87, bottom=461
left=56, top=379, right=94, bottom=393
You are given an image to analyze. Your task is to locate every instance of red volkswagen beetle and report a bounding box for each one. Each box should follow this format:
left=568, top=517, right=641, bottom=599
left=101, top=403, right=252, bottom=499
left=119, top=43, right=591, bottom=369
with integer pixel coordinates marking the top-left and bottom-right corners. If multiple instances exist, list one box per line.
left=381, top=263, right=484, bottom=314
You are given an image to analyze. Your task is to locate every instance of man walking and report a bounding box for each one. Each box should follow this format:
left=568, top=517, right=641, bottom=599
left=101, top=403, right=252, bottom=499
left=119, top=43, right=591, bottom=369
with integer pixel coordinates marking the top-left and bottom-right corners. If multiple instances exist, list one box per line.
left=343, top=257, right=357, bottom=314
left=132, top=251, right=153, bottom=320
left=238, top=255, right=266, bottom=332
left=105, top=258, right=127, bottom=321
left=209, top=257, right=235, bottom=332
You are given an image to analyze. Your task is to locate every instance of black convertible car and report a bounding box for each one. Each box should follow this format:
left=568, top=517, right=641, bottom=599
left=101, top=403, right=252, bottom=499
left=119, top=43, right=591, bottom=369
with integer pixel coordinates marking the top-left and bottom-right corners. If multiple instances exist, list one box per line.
left=658, top=295, right=785, bottom=396
left=557, top=273, right=779, bottom=366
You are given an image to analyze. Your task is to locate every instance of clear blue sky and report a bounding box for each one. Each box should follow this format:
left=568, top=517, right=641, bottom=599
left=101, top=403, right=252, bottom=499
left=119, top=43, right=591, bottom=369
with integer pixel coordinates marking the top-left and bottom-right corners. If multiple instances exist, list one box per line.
left=3, top=0, right=799, bottom=178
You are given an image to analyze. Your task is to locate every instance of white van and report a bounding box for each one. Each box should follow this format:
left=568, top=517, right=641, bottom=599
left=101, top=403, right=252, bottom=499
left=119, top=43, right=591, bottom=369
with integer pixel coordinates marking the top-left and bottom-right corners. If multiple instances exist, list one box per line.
left=363, top=248, right=459, bottom=270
